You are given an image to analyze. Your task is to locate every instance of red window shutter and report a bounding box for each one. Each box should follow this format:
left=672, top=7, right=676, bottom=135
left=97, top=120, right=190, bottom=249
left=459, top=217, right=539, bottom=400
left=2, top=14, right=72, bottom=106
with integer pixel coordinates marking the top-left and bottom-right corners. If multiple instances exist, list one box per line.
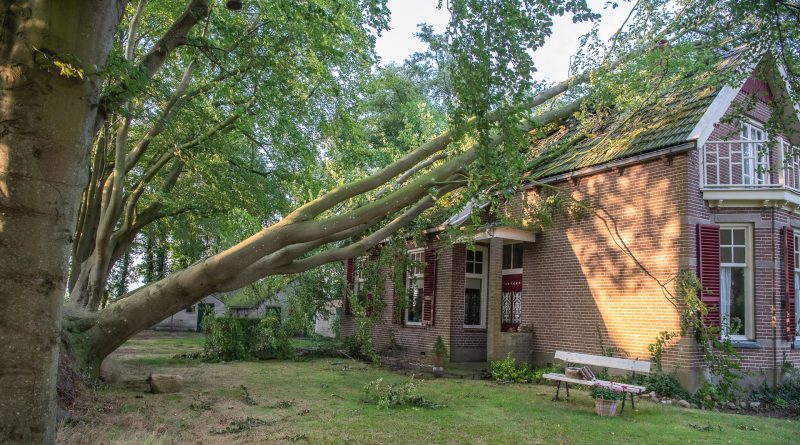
left=344, top=258, right=354, bottom=315
left=785, top=227, right=796, bottom=339
left=697, top=224, right=721, bottom=327
left=422, top=248, right=436, bottom=325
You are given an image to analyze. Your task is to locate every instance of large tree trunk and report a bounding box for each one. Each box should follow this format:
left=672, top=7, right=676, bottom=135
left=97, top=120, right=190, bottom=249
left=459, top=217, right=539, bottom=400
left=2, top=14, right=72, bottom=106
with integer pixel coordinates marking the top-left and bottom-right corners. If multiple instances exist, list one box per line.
left=0, top=2, right=123, bottom=443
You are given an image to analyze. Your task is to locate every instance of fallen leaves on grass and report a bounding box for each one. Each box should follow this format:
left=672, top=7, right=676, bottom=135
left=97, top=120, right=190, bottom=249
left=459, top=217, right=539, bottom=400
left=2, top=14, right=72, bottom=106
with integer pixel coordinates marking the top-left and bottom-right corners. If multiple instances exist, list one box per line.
left=210, top=417, right=273, bottom=434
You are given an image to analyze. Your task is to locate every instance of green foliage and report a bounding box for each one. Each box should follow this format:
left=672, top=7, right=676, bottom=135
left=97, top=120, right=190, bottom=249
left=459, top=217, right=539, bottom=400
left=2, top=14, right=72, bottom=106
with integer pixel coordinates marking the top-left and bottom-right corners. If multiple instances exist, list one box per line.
left=489, top=354, right=558, bottom=384
left=363, top=377, right=443, bottom=409
left=645, top=372, right=689, bottom=400
left=239, top=385, right=257, bottom=406
left=341, top=328, right=379, bottom=364
left=432, top=336, right=448, bottom=366
left=692, top=381, right=721, bottom=410
left=676, top=271, right=743, bottom=401
left=751, top=364, right=800, bottom=410
left=384, top=329, right=402, bottom=356
left=201, top=312, right=292, bottom=362
left=590, top=385, right=625, bottom=401
left=210, top=417, right=272, bottom=435
left=648, top=331, right=679, bottom=373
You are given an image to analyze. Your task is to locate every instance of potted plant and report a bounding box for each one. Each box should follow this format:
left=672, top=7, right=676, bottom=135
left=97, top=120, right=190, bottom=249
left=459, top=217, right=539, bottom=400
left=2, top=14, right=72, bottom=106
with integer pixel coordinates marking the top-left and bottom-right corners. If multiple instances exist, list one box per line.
left=431, top=335, right=448, bottom=378
left=590, top=384, right=624, bottom=416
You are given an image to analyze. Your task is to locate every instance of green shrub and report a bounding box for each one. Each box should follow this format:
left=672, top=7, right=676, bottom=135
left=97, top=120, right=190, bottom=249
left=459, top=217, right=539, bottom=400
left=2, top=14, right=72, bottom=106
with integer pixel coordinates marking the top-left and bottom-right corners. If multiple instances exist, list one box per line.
left=590, top=385, right=625, bottom=400
left=341, top=331, right=379, bottom=363
left=432, top=335, right=448, bottom=366
left=202, top=312, right=292, bottom=361
left=692, top=381, right=720, bottom=409
left=751, top=365, right=800, bottom=409
left=489, top=354, right=563, bottom=384
left=364, top=377, right=443, bottom=409
left=646, top=372, right=689, bottom=399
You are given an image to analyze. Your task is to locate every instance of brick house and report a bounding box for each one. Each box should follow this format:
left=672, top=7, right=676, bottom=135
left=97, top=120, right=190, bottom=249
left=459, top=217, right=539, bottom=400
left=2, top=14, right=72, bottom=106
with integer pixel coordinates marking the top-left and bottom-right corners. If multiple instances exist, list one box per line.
left=341, top=55, right=800, bottom=389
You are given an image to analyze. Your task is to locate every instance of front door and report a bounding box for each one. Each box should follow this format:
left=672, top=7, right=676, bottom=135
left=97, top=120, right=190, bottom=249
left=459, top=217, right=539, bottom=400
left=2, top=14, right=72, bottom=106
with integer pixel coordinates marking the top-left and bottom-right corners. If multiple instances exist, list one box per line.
left=464, top=245, right=488, bottom=328
left=501, top=274, right=523, bottom=331
left=501, top=242, right=524, bottom=332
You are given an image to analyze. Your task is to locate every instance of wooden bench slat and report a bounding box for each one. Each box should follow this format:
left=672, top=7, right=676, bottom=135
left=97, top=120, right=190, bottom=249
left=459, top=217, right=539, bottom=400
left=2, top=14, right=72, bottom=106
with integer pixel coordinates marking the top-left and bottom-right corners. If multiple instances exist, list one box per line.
left=542, top=373, right=646, bottom=394
left=553, top=351, right=651, bottom=373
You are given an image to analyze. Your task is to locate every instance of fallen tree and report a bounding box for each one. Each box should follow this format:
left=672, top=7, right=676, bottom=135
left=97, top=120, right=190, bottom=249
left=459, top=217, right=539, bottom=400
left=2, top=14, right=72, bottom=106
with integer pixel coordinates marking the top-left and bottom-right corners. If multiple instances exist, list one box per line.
left=4, top=1, right=798, bottom=443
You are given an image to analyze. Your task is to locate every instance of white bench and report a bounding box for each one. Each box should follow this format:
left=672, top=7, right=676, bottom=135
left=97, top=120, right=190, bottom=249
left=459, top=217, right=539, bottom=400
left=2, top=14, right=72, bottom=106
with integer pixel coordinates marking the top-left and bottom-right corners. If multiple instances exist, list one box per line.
left=543, top=350, right=650, bottom=413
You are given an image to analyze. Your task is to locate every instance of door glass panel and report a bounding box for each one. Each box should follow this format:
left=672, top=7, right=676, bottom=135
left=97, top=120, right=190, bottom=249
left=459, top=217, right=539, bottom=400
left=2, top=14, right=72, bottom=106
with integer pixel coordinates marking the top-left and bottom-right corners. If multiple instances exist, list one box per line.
left=512, top=244, right=523, bottom=269
left=464, top=277, right=482, bottom=326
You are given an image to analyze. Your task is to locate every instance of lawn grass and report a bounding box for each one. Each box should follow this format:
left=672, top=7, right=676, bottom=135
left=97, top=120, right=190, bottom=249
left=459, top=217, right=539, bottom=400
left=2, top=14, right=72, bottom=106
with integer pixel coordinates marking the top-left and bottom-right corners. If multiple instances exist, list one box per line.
left=59, top=331, right=798, bottom=444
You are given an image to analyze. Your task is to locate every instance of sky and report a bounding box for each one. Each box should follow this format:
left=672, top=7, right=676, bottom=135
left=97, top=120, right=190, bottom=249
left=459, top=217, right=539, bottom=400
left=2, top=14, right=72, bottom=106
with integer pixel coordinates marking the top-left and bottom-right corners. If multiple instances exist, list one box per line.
left=375, top=0, right=635, bottom=83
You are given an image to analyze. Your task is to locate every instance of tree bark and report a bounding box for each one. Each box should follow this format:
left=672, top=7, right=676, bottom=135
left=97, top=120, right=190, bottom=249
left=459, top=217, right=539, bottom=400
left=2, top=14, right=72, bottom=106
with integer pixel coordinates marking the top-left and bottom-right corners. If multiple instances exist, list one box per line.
left=0, top=2, right=124, bottom=443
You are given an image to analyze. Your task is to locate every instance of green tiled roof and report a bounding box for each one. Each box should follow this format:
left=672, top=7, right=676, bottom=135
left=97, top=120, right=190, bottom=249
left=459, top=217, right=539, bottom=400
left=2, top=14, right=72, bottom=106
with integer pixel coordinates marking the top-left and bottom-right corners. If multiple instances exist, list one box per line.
left=528, top=85, right=719, bottom=179
left=525, top=47, right=752, bottom=179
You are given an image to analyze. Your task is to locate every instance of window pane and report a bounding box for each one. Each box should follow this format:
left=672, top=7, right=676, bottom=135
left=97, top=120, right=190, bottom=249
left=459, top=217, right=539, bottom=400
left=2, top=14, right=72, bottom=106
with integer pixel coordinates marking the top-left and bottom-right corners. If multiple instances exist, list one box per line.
left=721, top=247, right=732, bottom=263
left=407, top=281, right=423, bottom=323
left=733, top=229, right=745, bottom=245
left=475, top=250, right=483, bottom=263
left=502, top=245, right=512, bottom=270
left=464, top=277, right=482, bottom=325
left=475, top=262, right=482, bottom=274
left=466, top=262, right=474, bottom=274
left=729, top=267, right=746, bottom=335
left=721, top=229, right=732, bottom=245
left=467, top=250, right=474, bottom=262
left=513, top=244, right=523, bottom=269
left=733, top=247, right=746, bottom=264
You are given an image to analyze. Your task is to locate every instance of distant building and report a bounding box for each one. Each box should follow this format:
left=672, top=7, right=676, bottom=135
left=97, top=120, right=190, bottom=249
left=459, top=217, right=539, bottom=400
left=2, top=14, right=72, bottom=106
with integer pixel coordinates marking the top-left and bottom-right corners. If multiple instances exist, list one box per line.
left=150, top=295, right=226, bottom=332
left=150, top=290, right=289, bottom=332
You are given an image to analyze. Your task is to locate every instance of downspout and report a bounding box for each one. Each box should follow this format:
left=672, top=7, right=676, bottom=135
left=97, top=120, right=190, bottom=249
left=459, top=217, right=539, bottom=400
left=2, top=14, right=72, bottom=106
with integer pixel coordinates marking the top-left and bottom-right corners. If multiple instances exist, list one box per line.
left=771, top=205, right=778, bottom=387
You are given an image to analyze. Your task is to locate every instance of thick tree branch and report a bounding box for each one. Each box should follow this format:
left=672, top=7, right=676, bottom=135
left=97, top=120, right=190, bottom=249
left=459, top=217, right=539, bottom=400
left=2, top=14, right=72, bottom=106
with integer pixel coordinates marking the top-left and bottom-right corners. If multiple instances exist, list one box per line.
left=97, top=0, right=210, bottom=119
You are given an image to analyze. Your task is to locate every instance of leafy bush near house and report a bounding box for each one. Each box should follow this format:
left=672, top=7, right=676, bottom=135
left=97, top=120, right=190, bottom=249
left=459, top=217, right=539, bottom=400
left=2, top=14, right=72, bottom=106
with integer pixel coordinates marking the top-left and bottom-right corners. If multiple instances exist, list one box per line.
left=751, top=365, right=800, bottom=410
left=645, top=372, right=689, bottom=399
left=341, top=332, right=379, bottom=363
left=202, top=312, right=292, bottom=361
left=491, top=354, right=536, bottom=383
left=692, top=381, right=721, bottom=409
left=489, top=354, right=561, bottom=384
left=364, top=377, right=444, bottom=409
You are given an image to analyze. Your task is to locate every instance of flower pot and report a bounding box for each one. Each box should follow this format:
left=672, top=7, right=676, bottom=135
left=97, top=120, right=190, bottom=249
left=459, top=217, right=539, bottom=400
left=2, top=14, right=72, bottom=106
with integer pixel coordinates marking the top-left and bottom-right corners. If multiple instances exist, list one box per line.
left=565, top=367, right=583, bottom=379
left=594, top=398, right=620, bottom=416
left=432, top=366, right=445, bottom=378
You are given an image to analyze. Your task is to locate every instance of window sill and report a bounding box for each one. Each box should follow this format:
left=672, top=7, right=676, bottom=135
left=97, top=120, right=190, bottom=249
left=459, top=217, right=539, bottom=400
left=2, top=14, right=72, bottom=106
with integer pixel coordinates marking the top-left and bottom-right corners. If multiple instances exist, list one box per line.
left=463, top=326, right=486, bottom=332
left=730, top=340, right=761, bottom=349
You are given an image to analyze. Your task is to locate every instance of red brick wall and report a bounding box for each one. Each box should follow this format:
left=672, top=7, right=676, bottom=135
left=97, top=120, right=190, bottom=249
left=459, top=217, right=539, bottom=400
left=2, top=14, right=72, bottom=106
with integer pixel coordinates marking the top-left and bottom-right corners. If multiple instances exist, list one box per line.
left=341, top=241, right=489, bottom=364
left=686, top=80, right=800, bottom=375
left=512, top=155, right=690, bottom=368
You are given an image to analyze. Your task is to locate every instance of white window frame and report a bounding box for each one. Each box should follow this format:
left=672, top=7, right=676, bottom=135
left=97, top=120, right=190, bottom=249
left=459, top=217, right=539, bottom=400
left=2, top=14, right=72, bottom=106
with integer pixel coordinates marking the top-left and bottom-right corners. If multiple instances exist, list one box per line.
left=502, top=242, right=524, bottom=275
left=464, top=245, right=488, bottom=328
left=794, top=231, right=800, bottom=340
left=719, top=223, right=754, bottom=340
left=740, top=120, right=769, bottom=185
left=405, top=249, right=425, bottom=326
